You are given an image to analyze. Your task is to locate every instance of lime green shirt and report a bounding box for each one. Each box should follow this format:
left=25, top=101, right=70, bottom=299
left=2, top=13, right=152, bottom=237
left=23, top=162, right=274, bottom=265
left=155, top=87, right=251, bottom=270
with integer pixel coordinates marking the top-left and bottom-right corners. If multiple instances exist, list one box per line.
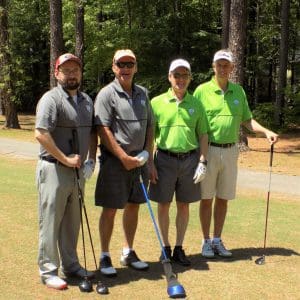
left=151, top=88, right=208, bottom=152
left=193, top=77, right=252, bottom=143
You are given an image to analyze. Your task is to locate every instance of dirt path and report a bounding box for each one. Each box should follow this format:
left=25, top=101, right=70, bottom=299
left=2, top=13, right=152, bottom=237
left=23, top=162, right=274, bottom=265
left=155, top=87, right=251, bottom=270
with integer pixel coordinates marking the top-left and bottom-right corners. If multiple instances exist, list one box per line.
left=0, top=137, right=299, bottom=197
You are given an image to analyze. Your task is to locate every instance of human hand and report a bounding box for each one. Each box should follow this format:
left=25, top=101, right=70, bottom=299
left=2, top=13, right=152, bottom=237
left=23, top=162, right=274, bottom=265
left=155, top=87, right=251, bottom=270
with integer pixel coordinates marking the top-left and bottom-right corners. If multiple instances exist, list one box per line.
left=83, top=159, right=95, bottom=179
left=135, top=150, right=149, bottom=166
left=193, top=162, right=207, bottom=184
left=266, top=131, right=279, bottom=145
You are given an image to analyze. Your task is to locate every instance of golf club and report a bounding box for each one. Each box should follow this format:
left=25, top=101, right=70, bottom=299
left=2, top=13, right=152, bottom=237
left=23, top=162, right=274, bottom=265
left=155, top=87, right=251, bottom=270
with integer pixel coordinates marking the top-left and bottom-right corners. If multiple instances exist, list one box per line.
left=139, top=175, right=186, bottom=299
left=255, top=143, right=274, bottom=265
left=72, top=130, right=109, bottom=294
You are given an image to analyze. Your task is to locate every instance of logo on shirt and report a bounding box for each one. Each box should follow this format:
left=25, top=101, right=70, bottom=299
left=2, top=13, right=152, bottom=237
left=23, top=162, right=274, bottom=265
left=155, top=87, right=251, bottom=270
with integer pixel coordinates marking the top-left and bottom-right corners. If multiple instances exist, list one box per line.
left=86, top=105, right=92, bottom=112
left=233, top=99, right=239, bottom=105
left=188, top=108, right=195, bottom=115
left=141, top=99, right=146, bottom=106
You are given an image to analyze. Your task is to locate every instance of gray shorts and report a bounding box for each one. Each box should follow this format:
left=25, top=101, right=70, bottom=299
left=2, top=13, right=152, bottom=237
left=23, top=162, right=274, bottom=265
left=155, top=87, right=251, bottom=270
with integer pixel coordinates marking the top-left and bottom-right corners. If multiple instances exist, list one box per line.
left=149, top=149, right=201, bottom=203
left=95, top=151, right=148, bottom=209
left=200, top=144, right=239, bottom=200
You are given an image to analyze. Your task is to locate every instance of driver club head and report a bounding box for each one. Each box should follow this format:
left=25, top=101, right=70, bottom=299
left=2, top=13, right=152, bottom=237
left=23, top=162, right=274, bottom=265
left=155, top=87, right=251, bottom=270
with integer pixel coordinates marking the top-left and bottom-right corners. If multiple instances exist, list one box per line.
left=255, top=255, right=265, bottom=265
left=96, top=281, right=109, bottom=295
left=79, top=277, right=93, bottom=293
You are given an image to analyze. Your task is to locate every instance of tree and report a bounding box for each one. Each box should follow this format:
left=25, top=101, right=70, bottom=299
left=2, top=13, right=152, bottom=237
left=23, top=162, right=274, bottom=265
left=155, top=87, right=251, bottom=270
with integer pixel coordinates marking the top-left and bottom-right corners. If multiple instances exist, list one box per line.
left=75, top=0, right=84, bottom=62
left=275, top=0, right=290, bottom=127
left=0, top=0, right=20, bottom=128
left=49, top=0, right=64, bottom=88
left=221, top=0, right=231, bottom=48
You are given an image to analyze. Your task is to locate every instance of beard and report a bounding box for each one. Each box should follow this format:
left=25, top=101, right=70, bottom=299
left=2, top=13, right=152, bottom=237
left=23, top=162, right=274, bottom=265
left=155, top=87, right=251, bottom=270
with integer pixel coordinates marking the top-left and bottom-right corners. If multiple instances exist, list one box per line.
left=58, top=78, right=80, bottom=91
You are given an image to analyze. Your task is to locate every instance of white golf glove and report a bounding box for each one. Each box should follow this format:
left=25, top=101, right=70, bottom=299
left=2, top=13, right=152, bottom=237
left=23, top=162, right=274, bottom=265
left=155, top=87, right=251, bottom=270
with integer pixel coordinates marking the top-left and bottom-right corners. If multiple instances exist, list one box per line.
left=193, top=161, right=207, bottom=184
left=135, top=150, right=149, bottom=166
left=83, top=159, right=95, bottom=179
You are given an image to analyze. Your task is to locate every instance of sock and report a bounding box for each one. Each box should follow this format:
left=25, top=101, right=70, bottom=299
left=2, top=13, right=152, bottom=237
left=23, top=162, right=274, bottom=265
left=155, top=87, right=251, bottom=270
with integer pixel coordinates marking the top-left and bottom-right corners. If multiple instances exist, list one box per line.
left=122, top=247, right=132, bottom=256
left=213, top=237, right=221, bottom=243
left=100, top=252, right=110, bottom=259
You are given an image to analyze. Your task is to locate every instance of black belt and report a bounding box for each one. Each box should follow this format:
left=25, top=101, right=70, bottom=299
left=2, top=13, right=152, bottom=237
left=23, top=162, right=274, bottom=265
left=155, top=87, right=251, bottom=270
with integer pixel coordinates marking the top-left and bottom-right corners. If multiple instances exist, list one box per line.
left=157, top=148, right=196, bottom=159
left=209, top=142, right=235, bottom=148
left=40, top=156, right=63, bottom=165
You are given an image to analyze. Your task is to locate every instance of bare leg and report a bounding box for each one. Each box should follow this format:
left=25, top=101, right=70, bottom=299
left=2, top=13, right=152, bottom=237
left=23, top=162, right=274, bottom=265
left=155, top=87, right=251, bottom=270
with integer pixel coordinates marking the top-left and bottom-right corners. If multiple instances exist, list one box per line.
left=123, top=203, right=139, bottom=249
left=157, top=202, right=171, bottom=246
left=213, top=197, right=228, bottom=238
left=175, top=201, right=189, bottom=246
left=200, top=199, right=213, bottom=239
left=99, top=207, right=117, bottom=252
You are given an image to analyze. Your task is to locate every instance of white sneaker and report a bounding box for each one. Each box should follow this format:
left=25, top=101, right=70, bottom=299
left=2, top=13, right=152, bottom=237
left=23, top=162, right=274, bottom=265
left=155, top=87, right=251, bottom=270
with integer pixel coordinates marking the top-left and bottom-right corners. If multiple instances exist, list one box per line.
left=201, top=239, right=215, bottom=258
left=212, top=240, right=232, bottom=257
left=100, top=255, right=117, bottom=276
left=43, top=276, right=67, bottom=290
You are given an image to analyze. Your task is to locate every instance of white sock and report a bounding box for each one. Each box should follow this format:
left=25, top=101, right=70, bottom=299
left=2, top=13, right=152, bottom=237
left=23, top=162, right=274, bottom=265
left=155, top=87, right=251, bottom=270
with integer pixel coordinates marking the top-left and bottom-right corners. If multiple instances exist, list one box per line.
left=213, top=237, right=221, bottom=243
left=100, top=252, right=110, bottom=259
left=122, top=247, right=132, bottom=256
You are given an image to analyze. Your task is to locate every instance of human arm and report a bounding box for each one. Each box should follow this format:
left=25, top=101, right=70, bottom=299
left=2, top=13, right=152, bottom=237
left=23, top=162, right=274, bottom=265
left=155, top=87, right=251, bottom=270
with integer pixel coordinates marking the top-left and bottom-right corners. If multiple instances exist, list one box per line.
left=242, top=119, right=279, bottom=144
left=35, top=128, right=81, bottom=168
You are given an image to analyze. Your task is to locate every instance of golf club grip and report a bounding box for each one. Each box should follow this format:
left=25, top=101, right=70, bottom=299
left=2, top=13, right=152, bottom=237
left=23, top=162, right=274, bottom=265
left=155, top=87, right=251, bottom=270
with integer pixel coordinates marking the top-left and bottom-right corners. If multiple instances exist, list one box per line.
left=269, top=144, right=274, bottom=167
left=72, top=129, right=79, bottom=154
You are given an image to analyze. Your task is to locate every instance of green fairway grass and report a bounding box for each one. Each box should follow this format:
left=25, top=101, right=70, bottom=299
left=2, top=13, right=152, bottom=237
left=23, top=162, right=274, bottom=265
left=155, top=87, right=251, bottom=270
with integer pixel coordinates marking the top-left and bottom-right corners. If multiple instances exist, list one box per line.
left=0, top=156, right=299, bottom=299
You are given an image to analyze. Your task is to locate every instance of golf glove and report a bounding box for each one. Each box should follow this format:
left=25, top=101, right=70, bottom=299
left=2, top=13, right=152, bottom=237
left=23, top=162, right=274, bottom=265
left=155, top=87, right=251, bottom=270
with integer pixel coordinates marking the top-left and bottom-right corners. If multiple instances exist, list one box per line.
left=193, top=162, right=207, bottom=184
left=83, top=159, right=95, bottom=179
left=135, top=150, right=149, bottom=166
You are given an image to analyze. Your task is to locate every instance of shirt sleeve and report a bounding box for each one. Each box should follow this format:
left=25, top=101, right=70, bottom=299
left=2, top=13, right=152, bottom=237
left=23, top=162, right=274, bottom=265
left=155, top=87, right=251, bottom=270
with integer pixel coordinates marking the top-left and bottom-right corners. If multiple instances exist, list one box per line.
left=94, top=86, right=113, bottom=127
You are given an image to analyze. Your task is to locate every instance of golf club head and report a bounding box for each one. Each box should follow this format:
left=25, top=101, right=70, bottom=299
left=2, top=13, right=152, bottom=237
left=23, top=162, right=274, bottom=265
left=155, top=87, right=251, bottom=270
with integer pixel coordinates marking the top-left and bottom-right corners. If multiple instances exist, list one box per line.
left=96, top=281, right=109, bottom=295
left=167, top=283, right=186, bottom=299
left=79, top=277, right=93, bottom=293
left=255, top=255, right=265, bottom=265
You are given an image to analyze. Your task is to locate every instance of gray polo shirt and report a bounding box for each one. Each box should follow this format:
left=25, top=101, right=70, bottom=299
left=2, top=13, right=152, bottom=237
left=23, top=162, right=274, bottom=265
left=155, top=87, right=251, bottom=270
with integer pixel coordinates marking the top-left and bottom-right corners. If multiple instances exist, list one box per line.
left=94, top=78, right=153, bottom=153
left=35, top=84, right=94, bottom=160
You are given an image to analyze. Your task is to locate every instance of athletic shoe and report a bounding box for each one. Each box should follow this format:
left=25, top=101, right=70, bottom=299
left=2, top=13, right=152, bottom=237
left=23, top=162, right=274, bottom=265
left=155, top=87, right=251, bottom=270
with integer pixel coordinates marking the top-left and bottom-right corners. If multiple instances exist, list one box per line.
left=201, top=239, right=215, bottom=258
left=62, top=267, right=95, bottom=279
left=172, top=246, right=191, bottom=266
left=159, top=246, right=172, bottom=262
left=120, top=250, right=149, bottom=270
left=43, top=275, right=68, bottom=290
left=212, top=240, right=232, bottom=257
left=100, top=255, right=117, bottom=276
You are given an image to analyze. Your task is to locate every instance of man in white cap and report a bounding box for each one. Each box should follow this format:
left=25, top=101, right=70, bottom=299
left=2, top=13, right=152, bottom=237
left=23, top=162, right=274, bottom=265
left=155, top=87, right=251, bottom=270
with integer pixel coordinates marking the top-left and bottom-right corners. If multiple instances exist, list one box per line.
left=149, top=58, right=208, bottom=266
left=94, top=49, right=153, bottom=276
left=35, top=53, right=97, bottom=289
left=193, top=49, right=278, bottom=259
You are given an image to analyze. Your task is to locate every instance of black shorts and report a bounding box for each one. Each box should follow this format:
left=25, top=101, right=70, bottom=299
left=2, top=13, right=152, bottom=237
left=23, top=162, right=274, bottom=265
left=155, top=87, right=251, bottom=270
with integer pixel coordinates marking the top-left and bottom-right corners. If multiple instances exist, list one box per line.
left=95, top=151, right=148, bottom=209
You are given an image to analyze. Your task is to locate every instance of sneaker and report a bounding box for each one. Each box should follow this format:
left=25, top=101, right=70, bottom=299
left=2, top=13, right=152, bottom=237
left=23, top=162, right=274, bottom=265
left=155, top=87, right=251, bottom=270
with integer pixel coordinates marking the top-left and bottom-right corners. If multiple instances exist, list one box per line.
left=159, top=246, right=172, bottom=262
left=212, top=240, right=232, bottom=257
left=172, top=246, right=191, bottom=266
left=100, top=255, right=117, bottom=276
left=201, top=239, right=215, bottom=258
left=120, top=250, right=149, bottom=270
left=43, top=275, right=68, bottom=290
left=63, top=267, right=95, bottom=279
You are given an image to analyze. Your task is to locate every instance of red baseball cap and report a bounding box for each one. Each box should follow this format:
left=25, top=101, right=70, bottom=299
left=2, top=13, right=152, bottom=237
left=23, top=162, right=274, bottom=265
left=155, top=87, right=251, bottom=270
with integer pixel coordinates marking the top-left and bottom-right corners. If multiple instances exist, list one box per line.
left=55, top=53, right=82, bottom=72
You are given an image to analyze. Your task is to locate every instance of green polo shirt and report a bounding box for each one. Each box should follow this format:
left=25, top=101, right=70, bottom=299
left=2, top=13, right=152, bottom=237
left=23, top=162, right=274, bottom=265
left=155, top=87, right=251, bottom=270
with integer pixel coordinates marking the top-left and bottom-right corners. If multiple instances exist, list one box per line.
left=193, top=77, right=252, bottom=143
left=151, top=88, right=208, bottom=153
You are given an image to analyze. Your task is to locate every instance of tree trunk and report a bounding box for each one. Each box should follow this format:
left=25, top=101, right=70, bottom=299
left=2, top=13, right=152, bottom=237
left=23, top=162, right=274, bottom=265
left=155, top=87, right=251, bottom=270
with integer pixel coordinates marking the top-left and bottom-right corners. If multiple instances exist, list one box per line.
left=275, top=0, right=290, bottom=127
left=0, top=0, right=20, bottom=128
left=221, top=0, right=231, bottom=48
left=49, top=0, right=64, bottom=88
left=228, top=0, right=248, bottom=151
left=75, top=0, right=84, bottom=62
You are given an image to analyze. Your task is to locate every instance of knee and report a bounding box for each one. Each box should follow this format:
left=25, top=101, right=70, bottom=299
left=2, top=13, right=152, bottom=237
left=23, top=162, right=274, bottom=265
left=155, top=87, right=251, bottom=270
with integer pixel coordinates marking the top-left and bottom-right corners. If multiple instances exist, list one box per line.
left=200, top=199, right=213, bottom=209
left=101, top=208, right=117, bottom=220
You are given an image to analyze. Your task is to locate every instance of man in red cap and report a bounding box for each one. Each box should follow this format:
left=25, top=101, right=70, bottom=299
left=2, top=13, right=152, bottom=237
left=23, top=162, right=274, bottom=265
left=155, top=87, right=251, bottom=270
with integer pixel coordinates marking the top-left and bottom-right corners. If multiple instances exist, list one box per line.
left=35, top=53, right=97, bottom=289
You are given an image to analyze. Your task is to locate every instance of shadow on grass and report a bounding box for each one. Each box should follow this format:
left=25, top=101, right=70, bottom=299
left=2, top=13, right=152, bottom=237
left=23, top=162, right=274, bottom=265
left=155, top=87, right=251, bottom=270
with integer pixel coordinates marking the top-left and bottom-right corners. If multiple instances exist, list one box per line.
left=65, top=247, right=299, bottom=288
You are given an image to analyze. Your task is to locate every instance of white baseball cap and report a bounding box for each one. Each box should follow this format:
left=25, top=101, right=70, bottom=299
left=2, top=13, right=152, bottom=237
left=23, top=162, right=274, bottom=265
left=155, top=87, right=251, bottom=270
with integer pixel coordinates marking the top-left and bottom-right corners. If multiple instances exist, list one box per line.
left=169, top=59, right=191, bottom=73
left=113, top=49, right=136, bottom=62
left=213, top=50, right=234, bottom=63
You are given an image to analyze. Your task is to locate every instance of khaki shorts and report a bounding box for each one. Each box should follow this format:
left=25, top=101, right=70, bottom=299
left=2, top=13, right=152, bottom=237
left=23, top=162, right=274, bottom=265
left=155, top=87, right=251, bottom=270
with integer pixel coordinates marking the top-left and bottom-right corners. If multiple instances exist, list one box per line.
left=200, top=144, right=239, bottom=200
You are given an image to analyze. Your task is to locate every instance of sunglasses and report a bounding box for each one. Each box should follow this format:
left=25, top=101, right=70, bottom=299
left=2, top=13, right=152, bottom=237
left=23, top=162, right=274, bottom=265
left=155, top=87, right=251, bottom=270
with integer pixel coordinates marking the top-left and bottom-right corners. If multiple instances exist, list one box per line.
left=173, top=73, right=190, bottom=80
left=115, top=61, right=135, bottom=69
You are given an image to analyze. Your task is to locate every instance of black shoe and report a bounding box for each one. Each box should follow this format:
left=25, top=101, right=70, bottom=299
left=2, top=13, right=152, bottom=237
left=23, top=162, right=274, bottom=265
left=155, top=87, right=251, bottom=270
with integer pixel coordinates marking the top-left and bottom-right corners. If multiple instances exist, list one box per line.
left=172, top=246, right=191, bottom=266
left=99, top=255, right=117, bottom=277
left=120, top=250, right=149, bottom=270
left=159, top=246, right=172, bottom=262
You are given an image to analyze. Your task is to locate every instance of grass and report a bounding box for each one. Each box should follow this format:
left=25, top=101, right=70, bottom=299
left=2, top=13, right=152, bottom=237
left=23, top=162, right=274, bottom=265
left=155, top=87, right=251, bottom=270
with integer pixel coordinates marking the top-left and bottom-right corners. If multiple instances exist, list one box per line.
left=0, top=155, right=299, bottom=299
